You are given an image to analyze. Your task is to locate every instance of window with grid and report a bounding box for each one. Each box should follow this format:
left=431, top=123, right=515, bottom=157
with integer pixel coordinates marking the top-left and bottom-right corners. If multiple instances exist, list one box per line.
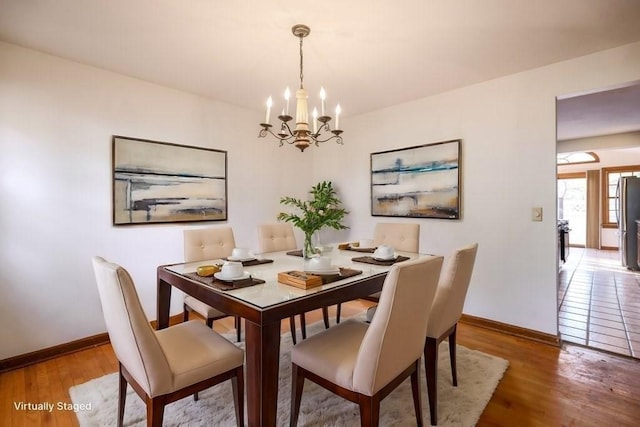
left=602, top=166, right=640, bottom=228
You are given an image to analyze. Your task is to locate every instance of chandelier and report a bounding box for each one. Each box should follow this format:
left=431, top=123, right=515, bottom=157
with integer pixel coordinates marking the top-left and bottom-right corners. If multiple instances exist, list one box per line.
left=259, top=24, right=344, bottom=152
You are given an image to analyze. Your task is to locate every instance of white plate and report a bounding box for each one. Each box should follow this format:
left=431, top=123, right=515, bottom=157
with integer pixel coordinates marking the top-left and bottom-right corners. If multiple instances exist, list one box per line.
left=304, top=267, right=341, bottom=275
left=227, top=256, right=256, bottom=262
left=214, top=271, right=250, bottom=281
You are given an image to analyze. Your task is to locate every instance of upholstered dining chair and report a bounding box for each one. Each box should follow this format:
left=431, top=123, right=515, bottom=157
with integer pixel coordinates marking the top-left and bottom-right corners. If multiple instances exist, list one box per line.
left=92, top=256, right=245, bottom=427
left=183, top=227, right=242, bottom=342
left=349, top=222, right=422, bottom=312
left=373, top=222, right=421, bottom=253
left=424, top=243, right=478, bottom=426
left=290, top=256, right=443, bottom=427
left=257, top=223, right=330, bottom=344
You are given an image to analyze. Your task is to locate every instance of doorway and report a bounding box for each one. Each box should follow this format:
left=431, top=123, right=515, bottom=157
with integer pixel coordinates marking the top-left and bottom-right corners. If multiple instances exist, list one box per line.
left=556, top=80, right=640, bottom=358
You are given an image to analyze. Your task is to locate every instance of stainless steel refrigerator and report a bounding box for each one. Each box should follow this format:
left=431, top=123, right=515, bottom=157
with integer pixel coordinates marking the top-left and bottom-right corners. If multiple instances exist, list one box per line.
left=617, top=176, right=640, bottom=270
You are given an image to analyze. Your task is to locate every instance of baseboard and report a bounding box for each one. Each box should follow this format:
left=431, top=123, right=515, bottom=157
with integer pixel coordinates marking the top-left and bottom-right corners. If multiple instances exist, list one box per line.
left=460, top=314, right=560, bottom=347
left=0, top=332, right=110, bottom=374
left=0, top=314, right=184, bottom=374
left=600, top=246, right=618, bottom=251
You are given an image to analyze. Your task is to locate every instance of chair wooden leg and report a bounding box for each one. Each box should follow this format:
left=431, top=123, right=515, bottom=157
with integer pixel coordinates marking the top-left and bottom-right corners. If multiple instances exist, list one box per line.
left=235, top=316, right=242, bottom=342
left=290, top=316, right=297, bottom=345
left=183, top=304, right=189, bottom=323
left=358, top=394, right=380, bottom=427
left=118, top=365, right=127, bottom=427
left=147, top=397, right=165, bottom=427
left=206, top=318, right=214, bottom=328
left=411, top=360, right=424, bottom=427
left=290, top=364, right=305, bottom=427
left=231, top=366, right=244, bottom=427
left=322, top=306, right=330, bottom=329
left=424, top=337, right=439, bottom=426
left=300, top=313, right=307, bottom=340
left=336, top=303, right=342, bottom=324
left=449, top=324, right=458, bottom=386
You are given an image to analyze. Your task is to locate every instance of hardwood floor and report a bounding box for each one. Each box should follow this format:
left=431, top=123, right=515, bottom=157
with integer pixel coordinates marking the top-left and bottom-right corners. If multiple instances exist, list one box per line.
left=2, top=301, right=640, bottom=426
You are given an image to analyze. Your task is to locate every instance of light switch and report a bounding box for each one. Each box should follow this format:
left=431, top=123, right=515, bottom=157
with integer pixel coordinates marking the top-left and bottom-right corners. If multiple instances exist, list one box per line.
left=532, top=207, right=543, bottom=222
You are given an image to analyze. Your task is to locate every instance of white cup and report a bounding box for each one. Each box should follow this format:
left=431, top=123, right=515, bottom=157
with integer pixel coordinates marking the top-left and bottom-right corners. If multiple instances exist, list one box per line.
left=221, top=261, right=243, bottom=278
left=231, top=247, right=251, bottom=259
left=306, top=256, right=331, bottom=271
left=359, top=239, right=374, bottom=248
left=374, top=245, right=395, bottom=259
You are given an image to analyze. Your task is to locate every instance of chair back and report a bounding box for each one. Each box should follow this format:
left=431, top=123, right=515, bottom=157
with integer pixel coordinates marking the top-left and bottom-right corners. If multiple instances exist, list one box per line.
left=353, top=256, right=443, bottom=395
left=373, top=223, right=420, bottom=252
left=91, top=257, right=171, bottom=396
left=257, top=223, right=297, bottom=253
left=184, top=227, right=236, bottom=262
left=426, top=243, right=478, bottom=338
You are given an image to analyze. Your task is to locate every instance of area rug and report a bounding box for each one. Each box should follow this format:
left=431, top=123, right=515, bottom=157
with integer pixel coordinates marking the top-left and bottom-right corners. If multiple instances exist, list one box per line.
left=70, top=320, right=508, bottom=426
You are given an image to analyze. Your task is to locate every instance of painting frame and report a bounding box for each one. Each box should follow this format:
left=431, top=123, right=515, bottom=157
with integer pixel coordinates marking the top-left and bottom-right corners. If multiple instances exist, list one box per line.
left=370, top=139, right=461, bottom=219
left=112, top=135, right=228, bottom=225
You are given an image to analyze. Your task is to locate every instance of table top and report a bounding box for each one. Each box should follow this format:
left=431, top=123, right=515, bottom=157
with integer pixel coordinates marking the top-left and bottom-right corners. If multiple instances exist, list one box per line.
left=164, top=248, right=432, bottom=310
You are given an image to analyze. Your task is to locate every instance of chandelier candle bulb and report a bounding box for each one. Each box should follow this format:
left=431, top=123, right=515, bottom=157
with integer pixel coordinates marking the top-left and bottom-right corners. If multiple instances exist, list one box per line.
left=335, top=104, right=341, bottom=130
left=265, top=96, right=272, bottom=124
left=320, top=87, right=326, bottom=116
left=284, top=87, right=291, bottom=115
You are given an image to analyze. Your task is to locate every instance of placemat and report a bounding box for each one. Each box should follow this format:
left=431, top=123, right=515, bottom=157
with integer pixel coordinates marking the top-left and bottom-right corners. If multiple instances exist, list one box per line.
left=351, top=255, right=411, bottom=266
left=342, top=246, right=376, bottom=253
left=286, top=249, right=303, bottom=257
left=221, top=258, right=274, bottom=267
left=185, top=272, right=266, bottom=291
left=305, top=267, right=363, bottom=284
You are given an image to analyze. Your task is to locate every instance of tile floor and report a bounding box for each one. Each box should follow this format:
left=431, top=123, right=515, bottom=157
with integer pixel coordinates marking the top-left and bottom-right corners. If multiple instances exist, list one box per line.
left=558, top=247, right=640, bottom=358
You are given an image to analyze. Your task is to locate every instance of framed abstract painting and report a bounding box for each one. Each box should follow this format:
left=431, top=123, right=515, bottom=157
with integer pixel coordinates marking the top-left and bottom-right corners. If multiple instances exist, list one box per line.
left=370, top=139, right=461, bottom=219
left=112, top=136, right=227, bottom=225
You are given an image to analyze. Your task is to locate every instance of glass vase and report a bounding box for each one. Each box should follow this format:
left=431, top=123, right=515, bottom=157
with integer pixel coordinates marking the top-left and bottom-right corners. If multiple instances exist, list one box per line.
left=302, top=232, right=319, bottom=259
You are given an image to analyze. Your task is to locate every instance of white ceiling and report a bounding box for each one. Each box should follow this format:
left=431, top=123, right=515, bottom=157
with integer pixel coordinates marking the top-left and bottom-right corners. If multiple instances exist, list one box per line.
left=1, top=0, right=640, bottom=136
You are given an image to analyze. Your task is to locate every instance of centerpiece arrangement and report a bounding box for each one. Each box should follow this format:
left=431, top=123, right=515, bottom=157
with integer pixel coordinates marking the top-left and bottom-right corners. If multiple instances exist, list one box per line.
left=277, top=181, right=349, bottom=258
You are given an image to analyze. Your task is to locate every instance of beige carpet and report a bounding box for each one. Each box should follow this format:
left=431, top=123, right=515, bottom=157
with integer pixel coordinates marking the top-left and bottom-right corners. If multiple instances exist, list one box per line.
left=70, top=320, right=508, bottom=426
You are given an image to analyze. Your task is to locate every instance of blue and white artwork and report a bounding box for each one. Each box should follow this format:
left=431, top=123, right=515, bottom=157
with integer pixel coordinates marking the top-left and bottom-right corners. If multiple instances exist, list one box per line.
left=113, top=136, right=227, bottom=225
left=371, top=140, right=460, bottom=219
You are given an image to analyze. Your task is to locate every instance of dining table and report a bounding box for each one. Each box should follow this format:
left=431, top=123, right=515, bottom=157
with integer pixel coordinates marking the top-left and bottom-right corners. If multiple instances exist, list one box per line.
left=156, top=247, right=433, bottom=426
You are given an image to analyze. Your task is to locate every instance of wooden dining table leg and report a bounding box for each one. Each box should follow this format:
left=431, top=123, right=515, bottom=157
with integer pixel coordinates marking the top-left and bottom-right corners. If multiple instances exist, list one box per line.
left=244, top=319, right=282, bottom=427
left=156, top=277, right=172, bottom=330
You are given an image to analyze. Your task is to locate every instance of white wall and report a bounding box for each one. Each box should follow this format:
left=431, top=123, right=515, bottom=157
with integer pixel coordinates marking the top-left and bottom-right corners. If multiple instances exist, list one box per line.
left=313, top=41, right=640, bottom=334
left=2, top=39, right=640, bottom=360
left=0, top=42, right=315, bottom=360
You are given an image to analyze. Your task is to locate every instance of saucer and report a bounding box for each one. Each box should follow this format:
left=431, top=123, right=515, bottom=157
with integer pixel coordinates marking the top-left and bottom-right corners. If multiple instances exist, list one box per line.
left=227, top=256, right=256, bottom=262
left=214, top=271, right=250, bottom=281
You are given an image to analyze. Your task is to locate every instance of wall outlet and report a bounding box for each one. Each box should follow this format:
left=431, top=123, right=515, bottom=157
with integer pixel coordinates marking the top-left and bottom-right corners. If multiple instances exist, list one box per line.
left=532, top=207, right=543, bottom=222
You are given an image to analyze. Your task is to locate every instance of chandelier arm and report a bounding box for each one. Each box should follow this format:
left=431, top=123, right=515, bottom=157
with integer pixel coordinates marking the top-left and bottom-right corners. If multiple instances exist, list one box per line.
left=258, top=126, right=295, bottom=142
left=310, top=133, right=343, bottom=144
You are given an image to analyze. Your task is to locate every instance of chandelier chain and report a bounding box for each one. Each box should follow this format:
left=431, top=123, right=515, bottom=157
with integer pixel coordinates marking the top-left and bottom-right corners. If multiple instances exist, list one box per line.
left=299, top=35, right=304, bottom=89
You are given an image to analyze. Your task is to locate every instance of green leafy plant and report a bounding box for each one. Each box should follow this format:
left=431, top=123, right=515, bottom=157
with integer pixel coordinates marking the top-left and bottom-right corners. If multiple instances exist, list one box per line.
left=277, top=181, right=349, bottom=256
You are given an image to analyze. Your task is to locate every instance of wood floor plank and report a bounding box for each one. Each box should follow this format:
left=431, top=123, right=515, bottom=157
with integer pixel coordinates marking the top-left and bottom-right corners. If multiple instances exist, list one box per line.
left=2, top=301, right=640, bottom=426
